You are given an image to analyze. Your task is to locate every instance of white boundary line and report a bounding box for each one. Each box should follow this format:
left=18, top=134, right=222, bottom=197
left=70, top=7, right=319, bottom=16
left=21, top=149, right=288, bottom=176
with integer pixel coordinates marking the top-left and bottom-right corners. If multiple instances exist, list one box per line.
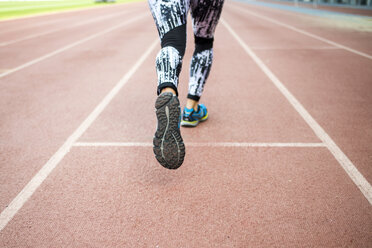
left=250, top=46, right=339, bottom=51
left=0, top=13, right=147, bottom=79
left=2, top=18, right=71, bottom=34
left=75, top=142, right=153, bottom=147
left=227, top=3, right=372, bottom=60
left=1, top=2, right=92, bottom=12
left=221, top=18, right=372, bottom=204
left=0, top=10, right=131, bottom=47
left=73, top=142, right=326, bottom=147
left=0, top=40, right=158, bottom=232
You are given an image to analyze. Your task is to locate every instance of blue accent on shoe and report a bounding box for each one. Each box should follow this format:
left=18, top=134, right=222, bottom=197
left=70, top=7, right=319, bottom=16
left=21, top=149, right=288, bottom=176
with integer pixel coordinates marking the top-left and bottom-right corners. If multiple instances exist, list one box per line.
left=183, top=107, right=193, bottom=114
left=181, top=104, right=208, bottom=127
left=192, top=104, right=207, bottom=119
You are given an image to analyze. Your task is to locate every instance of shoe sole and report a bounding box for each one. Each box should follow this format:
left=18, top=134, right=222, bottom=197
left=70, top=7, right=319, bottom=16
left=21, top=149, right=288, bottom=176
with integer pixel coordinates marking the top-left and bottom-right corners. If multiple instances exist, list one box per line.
left=181, top=120, right=199, bottom=127
left=153, top=92, right=185, bottom=169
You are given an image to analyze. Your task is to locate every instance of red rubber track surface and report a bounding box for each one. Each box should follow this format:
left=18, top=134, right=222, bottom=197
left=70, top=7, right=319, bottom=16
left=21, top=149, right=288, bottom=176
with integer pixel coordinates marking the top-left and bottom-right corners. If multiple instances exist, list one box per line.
left=1, top=1, right=371, bottom=247
left=305, top=5, right=372, bottom=16
left=259, top=0, right=372, bottom=16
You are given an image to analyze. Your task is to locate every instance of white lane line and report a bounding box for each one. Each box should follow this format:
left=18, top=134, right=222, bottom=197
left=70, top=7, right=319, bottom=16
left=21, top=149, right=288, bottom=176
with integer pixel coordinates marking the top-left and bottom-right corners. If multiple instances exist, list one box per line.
left=0, top=69, right=11, bottom=73
left=221, top=18, right=372, bottom=204
left=227, top=4, right=372, bottom=60
left=250, top=46, right=340, bottom=51
left=0, top=11, right=131, bottom=47
left=0, top=40, right=158, bottom=232
left=1, top=18, right=68, bottom=34
left=0, top=2, right=91, bottom=12
left=73, top=142, right=326, bottom=147
left=0, top=13, right=147, bottom=80
left=75, top=142, right=153, bottom=147
left=188, top=142, right=326, bottom=147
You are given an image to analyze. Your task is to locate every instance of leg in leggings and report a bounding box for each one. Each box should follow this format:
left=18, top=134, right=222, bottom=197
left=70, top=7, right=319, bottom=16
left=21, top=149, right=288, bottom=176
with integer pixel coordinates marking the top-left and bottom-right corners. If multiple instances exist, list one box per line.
left=188, top=0, right=224, bottom=101
left=148, top=0, right=188, bottom=96
left=148, top=0, right=224, bottom=98
left=148, top=0, right=189, bottom=169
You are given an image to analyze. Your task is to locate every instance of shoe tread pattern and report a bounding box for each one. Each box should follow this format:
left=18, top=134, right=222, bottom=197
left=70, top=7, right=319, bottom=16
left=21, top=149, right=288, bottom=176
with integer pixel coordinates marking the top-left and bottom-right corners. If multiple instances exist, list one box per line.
left=153, top=93, right=185, bottom=169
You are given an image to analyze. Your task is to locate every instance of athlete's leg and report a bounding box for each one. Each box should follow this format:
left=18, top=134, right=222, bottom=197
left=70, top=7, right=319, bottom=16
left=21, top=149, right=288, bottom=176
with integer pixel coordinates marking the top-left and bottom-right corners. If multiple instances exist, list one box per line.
left=181, top=0, right=224, bottom=127
left=187, top=0, right=224, bottom=110
left=148, top=0, right=189, bottom=96
left=148, top=0, right=189, bottom=169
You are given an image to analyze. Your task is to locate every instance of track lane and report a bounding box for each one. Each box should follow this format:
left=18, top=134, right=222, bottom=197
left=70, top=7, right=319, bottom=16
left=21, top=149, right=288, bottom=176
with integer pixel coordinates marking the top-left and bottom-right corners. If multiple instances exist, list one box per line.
left=0, top=2, right=143, bottom=35
left=258, top=0, right=372, bottom=17
left=0, top=6, right=156, bottom=213
left=0, top=10, right=137, bottom=47
left=230, top=1, right=372, bottom=55
left=224, top=3, right=372, bottom=185
left=79, top=21, right=320, bottom=144
left=0, top=10, right=146, bottom=71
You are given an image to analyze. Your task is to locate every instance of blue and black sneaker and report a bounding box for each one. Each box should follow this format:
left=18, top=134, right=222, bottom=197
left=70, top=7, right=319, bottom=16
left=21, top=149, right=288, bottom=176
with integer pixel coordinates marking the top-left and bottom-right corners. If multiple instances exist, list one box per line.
left=181, top=104, right=208, bottom=127
left=153, top=92, right=185, bottom=169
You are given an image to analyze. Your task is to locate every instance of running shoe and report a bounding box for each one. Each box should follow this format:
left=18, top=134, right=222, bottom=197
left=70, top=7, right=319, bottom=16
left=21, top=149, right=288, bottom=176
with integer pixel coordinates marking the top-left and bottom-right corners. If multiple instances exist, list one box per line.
left=181, top=104, right=208, bottom=127
left=153, top=92, right=185, bottom=169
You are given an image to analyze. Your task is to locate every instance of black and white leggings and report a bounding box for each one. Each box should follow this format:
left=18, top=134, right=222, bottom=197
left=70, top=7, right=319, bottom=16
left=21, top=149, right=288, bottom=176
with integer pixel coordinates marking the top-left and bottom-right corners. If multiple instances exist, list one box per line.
left=148, top=0, right=224, bottom=101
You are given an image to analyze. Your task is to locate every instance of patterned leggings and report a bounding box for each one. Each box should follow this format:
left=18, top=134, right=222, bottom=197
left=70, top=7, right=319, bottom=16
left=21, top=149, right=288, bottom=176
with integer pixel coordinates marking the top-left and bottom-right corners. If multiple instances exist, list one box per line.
left=148, top=0, right=224, bottom=101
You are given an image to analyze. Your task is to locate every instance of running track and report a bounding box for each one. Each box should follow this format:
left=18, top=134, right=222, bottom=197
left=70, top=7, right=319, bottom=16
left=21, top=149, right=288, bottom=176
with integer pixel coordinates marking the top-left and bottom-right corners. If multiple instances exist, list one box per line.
left=0, top=1, right=371, bottom=247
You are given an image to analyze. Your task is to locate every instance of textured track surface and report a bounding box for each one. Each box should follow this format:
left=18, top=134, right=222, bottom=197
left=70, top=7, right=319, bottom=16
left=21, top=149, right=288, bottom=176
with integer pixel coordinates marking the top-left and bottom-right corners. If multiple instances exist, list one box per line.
left=153, top=92, right=185, bottom=169
left=0, top=0, right=371, bottom=247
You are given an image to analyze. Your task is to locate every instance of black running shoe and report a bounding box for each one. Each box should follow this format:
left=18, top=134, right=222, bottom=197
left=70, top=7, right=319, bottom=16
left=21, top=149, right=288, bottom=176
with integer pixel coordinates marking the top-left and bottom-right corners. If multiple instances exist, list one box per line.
left=153, top=92, right=185, bottom=169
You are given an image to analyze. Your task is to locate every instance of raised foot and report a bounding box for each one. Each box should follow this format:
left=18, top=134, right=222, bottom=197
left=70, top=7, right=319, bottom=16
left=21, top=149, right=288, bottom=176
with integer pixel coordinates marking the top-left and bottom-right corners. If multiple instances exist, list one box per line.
left=153, top=92, right=185, bottom=169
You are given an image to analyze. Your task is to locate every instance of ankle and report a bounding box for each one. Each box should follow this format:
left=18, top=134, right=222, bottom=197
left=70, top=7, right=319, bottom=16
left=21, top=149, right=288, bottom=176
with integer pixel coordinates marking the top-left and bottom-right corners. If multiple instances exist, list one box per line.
left=161, top=87, right=176, bottom=95
left=185, top=99, right=199, bottom=111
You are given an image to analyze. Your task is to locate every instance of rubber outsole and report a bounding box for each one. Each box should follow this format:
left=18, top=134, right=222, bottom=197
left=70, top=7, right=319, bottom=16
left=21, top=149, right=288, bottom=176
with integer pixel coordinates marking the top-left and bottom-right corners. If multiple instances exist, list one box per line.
left=153, top=92, right=185, bottom=169
left=180, top=120, right=199, bottom=127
